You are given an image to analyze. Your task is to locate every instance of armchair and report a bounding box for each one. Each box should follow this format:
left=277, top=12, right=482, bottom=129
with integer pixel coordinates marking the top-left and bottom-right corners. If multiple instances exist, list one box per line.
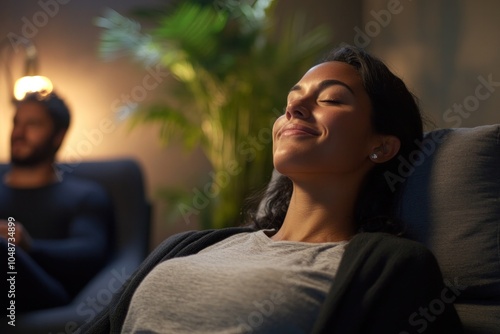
left=0, top=158, right=151, bottom=334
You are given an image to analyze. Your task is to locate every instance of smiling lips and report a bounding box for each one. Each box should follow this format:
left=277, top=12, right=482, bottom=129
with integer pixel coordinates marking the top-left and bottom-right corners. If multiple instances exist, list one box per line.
left=279, top=123, right=320, bottom=137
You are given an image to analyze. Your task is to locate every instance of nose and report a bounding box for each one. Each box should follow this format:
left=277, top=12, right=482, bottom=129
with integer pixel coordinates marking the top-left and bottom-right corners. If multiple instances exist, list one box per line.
left=285, top=100, right=311, bottom=120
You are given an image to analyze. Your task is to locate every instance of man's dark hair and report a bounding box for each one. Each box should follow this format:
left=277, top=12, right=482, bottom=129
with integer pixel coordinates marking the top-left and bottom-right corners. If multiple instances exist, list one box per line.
left=16, top=92, right=71, bottom=133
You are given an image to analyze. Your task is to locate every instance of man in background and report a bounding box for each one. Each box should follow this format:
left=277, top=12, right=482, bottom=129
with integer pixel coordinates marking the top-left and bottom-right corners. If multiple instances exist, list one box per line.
left=0, top=92, right=113, bottom=313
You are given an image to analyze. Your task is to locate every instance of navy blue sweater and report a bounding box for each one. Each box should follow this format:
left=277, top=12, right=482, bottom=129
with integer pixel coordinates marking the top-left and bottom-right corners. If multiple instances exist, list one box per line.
left=0, top=175, right=113, bottom=298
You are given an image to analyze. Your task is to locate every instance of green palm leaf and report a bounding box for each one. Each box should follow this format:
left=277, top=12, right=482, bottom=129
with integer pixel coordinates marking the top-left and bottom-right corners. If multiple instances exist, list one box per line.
left=154, top=3, right=227, bottom=65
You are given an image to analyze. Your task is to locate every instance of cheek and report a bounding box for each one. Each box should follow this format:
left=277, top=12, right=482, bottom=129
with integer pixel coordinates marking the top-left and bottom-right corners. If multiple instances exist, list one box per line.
left=320, top=113, right=374, bottom=164
left=272, top=116, right=285, bottom=147
left=273, top=115, right=285, bottom=131
left=324, top=110, right=372, bottom=142
left=28, top=128, right=53, bottom=144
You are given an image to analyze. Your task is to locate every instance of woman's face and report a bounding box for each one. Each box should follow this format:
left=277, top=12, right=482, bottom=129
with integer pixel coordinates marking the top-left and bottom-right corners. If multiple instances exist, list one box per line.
left=273, top=61, right=378, bottom=178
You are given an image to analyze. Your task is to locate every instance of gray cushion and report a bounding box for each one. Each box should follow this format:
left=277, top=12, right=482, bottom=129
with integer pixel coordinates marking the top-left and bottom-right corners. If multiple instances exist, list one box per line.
left=398, top=124, right=500, bottom=333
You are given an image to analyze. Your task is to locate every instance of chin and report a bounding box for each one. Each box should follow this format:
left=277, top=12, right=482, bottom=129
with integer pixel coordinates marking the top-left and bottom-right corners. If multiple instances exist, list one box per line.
left=273, top=160, right=306, bottom=177
left=11, top=155, right=48, bottom=167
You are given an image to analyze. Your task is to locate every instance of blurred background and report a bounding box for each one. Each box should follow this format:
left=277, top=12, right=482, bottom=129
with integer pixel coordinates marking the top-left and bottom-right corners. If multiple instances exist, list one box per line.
left=1, top=0, right=499, bottom=250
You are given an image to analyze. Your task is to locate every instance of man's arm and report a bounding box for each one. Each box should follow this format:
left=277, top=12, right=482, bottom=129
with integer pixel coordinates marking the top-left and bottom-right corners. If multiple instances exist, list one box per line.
left=27, top=184, right=113, bottom=295
left=0, top=219, right=33, bottom=251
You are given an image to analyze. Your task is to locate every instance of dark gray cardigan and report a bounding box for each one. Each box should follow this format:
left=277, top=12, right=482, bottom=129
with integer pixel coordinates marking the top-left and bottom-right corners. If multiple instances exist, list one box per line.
left=79, top=227, right=463, bottom=334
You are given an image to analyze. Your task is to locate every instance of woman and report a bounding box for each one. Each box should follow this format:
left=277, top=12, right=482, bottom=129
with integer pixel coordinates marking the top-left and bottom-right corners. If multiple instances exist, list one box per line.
left=82, top=46, right=462, bottom=333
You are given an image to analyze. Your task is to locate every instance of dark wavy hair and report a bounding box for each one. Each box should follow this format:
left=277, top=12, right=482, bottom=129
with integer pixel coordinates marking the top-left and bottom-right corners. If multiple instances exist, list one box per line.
left=244, top=45, right=423, bottom=234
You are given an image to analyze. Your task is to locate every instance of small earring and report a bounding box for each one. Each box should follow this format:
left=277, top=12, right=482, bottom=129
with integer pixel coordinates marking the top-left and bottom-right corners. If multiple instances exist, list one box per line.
left=370, top=153, right=378, bottom=160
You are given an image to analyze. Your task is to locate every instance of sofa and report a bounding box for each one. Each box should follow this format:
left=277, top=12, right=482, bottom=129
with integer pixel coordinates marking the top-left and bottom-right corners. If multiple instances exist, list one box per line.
left=396, top=124, right=499, bottom=334
left=0, top=158, right=151, bottom=334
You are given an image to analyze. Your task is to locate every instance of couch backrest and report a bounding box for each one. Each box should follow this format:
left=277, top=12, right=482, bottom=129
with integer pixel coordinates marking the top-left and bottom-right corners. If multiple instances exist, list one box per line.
left=397, top=124, right=500, bottom=333
left=60, top=159, right=151, bottom=258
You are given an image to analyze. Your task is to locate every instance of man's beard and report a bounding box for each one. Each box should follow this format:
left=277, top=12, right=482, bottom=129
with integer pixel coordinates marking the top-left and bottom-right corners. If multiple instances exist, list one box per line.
left=10, top=138, right=57, bottom=167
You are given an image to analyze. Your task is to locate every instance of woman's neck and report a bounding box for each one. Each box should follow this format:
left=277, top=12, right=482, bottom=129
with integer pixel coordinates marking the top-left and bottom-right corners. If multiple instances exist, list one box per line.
left=271, top=174, right=362, bottom=243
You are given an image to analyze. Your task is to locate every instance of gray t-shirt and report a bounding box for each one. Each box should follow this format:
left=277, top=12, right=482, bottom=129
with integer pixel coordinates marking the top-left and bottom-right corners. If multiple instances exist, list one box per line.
left=122, top=230, right=347, bottom=334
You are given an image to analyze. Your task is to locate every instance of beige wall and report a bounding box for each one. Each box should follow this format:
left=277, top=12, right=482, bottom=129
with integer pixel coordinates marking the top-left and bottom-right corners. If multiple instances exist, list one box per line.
left=275, top=0, right=363, bottom=42
left=361, top=0, right=500, bottom=129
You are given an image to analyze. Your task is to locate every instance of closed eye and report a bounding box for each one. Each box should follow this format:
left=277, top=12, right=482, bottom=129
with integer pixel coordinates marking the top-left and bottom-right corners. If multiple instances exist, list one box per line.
left=319, top=100, right=342, bottom=105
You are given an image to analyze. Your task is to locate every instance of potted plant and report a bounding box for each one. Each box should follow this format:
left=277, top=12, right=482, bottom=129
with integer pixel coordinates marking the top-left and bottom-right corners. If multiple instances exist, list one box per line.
left=95, top=0, right=331, bottom=229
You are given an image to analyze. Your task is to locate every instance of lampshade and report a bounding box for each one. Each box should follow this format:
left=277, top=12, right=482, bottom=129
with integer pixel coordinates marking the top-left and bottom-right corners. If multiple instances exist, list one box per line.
left=13, top=75, right=53, bottom=100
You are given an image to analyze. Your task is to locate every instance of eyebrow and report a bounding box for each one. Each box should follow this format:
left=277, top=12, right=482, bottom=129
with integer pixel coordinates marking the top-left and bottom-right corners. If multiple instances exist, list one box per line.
left=289, top=79, right=355, bottom=95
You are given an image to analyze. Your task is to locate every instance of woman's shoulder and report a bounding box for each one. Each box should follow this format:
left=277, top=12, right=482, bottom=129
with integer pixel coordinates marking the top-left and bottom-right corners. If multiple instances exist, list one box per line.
left=350, top=231, right=431, bottom=250
left=334, top=232, right=445, bottom=300
left=346, top=232, right=438, bottom=267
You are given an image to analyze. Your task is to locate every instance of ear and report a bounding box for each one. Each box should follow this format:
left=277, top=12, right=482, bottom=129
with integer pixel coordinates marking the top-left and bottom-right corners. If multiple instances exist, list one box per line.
left=369, top=135, right=401, bottom=163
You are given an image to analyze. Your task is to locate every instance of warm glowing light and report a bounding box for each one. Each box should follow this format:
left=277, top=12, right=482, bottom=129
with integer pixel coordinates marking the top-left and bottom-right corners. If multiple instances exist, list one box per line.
left=14, top=75, right=53, bottom=100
